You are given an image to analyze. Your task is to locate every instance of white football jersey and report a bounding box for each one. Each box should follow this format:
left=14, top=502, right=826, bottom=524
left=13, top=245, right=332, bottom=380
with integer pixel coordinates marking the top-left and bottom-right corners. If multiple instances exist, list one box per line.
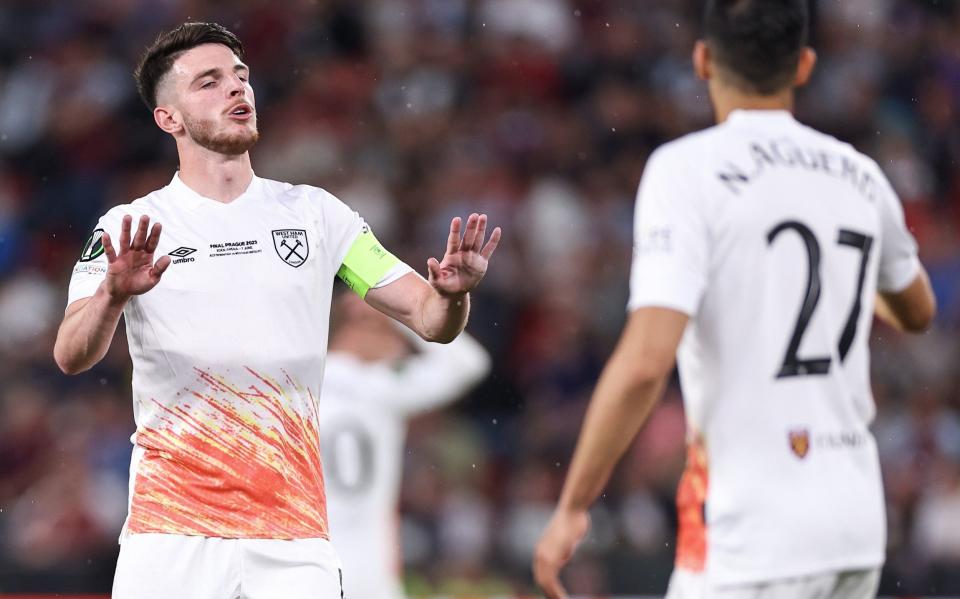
left=319, top=332, right=490, bottom=599
left=628, top=110, right=920, bottom=585
left=67, top=173, right=410, bottom=541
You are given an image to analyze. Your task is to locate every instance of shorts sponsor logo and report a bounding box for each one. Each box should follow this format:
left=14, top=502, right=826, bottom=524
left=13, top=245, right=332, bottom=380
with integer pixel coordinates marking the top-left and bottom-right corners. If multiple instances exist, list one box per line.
left=789, top=429, right=810, bottom=459
left=79, top=229, right=106, bottom=262
left=272, top=229, right=309, bottom=267
left=169, top=247, right=197, bottom=264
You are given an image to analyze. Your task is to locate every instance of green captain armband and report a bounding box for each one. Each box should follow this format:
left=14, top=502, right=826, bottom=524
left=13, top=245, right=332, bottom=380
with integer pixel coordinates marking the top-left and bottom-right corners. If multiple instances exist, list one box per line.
left=337, top=230, right=400, bottom=299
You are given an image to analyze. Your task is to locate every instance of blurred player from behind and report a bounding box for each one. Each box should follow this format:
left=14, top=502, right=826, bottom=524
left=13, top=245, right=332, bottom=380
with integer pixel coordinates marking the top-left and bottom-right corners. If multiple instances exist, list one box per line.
left=321, top=291, right=491, bottom=599
left=534, top=1, right=936, bottom=598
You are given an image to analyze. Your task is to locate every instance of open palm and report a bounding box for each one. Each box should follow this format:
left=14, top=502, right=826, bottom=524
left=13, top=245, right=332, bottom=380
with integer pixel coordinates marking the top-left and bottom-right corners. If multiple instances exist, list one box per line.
left=103, top=214, right=170, bottom=300
left=427, top=213, right=501, bottom=296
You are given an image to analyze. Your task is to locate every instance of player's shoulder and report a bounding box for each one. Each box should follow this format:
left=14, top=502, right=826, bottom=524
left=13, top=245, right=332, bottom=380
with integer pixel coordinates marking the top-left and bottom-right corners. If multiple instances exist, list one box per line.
left=796, top=120, right=882, bottom=171
left=647, top=126, right=720, bottom=169
left=95, top=187, right=169, bottom=228
left=256, top=176, right=341, bottom=206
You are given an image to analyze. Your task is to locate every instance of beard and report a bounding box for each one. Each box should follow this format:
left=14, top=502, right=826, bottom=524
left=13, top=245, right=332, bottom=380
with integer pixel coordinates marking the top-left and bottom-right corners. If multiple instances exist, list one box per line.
left=183, top=113, right=259, bottom=155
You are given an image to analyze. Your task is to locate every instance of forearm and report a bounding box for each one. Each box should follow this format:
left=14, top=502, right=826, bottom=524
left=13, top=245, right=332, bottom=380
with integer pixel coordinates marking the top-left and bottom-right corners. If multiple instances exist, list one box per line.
left=557, top=362, right=667, bottom=512
left=417, top=290, right=470, bottom=343
left=54, top=284, right=127, bottom=374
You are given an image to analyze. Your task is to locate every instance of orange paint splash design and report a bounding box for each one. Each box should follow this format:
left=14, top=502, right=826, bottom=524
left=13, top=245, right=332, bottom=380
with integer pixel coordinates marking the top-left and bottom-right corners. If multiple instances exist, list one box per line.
left=128, top=367, right=328, bottom=539
left=675, top=438, right=708, bottom=571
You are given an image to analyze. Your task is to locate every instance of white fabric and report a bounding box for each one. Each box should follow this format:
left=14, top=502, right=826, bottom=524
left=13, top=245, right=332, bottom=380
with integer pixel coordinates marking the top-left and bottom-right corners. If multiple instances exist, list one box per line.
left=629, top=110, right=920, bottom=584
left=112, top=533, right=343, bottom=599
left=319, top=332, right=490, bottom=599
left=666, top=566, right=881, bottom=599
left=67, top=172, right=412, bottom=540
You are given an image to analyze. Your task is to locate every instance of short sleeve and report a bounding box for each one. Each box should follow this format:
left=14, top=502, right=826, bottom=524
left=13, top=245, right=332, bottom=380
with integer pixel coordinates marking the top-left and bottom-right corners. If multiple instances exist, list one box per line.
left=627, top=146, right=710, bottom=316
left=873, top=168, right=920, bottom=292
left=318, top=189, right=412, bottom=298
left=66, top=211, right=121, bottom=307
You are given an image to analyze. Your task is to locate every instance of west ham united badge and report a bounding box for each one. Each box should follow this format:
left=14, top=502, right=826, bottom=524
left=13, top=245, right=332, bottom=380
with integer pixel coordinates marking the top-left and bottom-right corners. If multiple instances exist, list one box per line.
left=272, top=229, right=309, bottom=267
left=789, top=429, right=810, bottom=459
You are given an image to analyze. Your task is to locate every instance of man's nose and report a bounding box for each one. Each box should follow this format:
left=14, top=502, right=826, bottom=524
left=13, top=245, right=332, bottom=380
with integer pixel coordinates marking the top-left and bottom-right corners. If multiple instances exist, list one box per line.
left=227, top=75, right=244, bottom=96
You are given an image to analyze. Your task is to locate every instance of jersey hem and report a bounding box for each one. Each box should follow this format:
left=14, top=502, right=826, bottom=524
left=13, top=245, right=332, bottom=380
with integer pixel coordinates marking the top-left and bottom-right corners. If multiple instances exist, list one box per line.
left=877, top=255, right=921, bottom=293
left=705, top=553, right=885, bottom=587
left=627, top=297, right=697, bottom=317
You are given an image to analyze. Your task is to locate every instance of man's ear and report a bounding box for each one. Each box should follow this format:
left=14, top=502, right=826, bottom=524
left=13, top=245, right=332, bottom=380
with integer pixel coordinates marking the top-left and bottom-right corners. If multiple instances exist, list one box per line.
left=153, top=104, right=183, bottom=134
left=793, top=46, right=817, bottom=88
left=693, top=40, right=712, bottom=81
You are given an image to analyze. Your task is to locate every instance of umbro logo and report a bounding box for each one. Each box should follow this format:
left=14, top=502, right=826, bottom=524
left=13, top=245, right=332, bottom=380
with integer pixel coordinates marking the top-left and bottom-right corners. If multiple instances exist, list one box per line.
left=169, top=246, right=197, bottom=264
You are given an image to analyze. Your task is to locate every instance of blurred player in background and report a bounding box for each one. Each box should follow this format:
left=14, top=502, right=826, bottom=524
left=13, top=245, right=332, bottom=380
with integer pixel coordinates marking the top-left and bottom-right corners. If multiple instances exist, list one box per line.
left=320, top=290, right=490, bottom=599
left=534, top=1, right=936, bottom=598
left=52, top=21, right=500, bottom=599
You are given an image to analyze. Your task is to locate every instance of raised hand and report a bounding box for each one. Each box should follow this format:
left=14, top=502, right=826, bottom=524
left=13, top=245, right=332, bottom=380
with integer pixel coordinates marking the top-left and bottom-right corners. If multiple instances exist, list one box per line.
left=427, top=213, right=501, bottom=297
left=102, top=214, right=171, bottom=302
left=533, top=508, right=591, bottom=599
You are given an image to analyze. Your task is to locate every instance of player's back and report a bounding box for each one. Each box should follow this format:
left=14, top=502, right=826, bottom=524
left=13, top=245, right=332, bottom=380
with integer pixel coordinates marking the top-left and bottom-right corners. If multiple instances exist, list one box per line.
left=630, top=110, right=920, bottom=583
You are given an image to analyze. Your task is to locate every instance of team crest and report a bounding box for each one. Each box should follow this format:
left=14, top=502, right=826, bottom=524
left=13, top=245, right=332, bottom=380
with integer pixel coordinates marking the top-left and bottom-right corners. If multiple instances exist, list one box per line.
left=789, top=429, right=810, bottom=459
left=272, top=229, right=309, bottom=267
left=79, top=229, right=106, bottom=262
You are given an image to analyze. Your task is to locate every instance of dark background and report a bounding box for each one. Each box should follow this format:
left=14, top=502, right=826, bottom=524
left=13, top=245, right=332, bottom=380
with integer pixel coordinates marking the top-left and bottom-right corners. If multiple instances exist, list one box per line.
left=0, top=0, right=958, bottom=596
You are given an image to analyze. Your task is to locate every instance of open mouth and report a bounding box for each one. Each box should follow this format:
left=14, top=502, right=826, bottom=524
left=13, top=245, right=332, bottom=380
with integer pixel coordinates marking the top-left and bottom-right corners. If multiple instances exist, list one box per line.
left=227, top=103, right=254, bottom=120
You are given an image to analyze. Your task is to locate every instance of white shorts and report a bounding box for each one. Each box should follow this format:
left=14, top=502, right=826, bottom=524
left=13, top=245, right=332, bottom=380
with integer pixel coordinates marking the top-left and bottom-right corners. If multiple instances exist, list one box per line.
left=666, top=567, right=881, bottom=599
left=112, top=533, right=344, bottom=599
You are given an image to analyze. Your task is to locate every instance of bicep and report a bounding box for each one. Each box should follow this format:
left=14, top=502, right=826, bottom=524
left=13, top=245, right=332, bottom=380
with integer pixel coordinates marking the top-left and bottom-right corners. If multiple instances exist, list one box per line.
left=610, top=307, right=689, bottom=384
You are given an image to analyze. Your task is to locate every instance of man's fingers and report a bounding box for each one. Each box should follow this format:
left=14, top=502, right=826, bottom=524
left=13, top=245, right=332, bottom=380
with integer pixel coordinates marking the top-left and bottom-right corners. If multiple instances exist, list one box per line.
left=426, top=257, right=441, bottom=282
left=132, top=215, right=150, bottom=251
left=446, top=217, right=462, bottom=255
left=473, top=214, right=488, bottom=252
left=118, top=215, right=133, bottom=255
left=145, top=222, right=163, bottom=253
left=460, top=213, right=479, bottom=251
left=102, top=231, right=118, bottom=264
left=151, top=255, right=171, bottom=279
left=533, top=555, right=568, bottom=599
left=539, top=573, right=567, bottom=599
left=479, top=226, right=502, bottom=260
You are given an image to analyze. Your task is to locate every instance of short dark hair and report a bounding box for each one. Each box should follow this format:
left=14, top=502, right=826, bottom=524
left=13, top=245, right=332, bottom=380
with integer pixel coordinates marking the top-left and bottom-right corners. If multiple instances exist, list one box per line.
left=704, top=0, right=809, bottom=95
left=134, top=22, right=244, bottom=111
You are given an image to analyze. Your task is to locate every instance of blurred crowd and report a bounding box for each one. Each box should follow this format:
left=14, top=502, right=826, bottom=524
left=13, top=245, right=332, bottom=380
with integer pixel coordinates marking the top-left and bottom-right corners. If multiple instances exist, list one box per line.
left=0, top=0, right=959, bottom=595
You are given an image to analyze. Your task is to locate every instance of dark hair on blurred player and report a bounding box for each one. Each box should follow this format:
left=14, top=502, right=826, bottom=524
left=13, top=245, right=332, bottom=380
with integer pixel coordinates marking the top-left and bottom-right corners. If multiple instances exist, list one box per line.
left=703, top=0, right=809, bottom=95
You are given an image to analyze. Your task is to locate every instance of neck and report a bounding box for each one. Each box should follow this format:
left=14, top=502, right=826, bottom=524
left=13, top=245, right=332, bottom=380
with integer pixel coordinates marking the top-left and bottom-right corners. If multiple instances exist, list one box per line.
left=711, top=81, right=795, bottom=124
left=176, top=142, right=254, bottom=203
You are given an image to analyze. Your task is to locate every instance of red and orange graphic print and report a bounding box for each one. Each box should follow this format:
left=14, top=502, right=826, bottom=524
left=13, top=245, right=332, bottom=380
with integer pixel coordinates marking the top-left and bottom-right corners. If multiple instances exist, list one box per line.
left=675, top=438, right=708, bottom=571
left=128, top=367, right=329, bottom=539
